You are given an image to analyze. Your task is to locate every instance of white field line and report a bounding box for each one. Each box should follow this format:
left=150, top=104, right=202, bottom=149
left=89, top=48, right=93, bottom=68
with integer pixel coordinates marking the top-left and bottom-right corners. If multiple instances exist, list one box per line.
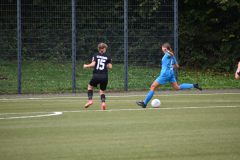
left=2, top=105, right=238, bottom=115
left=62, top=105, right=239, bottom=113
left=0, top=111, right=60, bottom=115
left=0, top=92, right=240, bottom=101
left=0, top=112, right=62, bottom=120
left=1, top=105, right=238, bottom=120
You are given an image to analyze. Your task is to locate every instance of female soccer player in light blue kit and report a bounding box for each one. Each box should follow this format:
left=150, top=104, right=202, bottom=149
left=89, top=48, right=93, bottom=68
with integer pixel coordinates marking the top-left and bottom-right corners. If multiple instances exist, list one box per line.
left=137, top=42, right=202, bottom=108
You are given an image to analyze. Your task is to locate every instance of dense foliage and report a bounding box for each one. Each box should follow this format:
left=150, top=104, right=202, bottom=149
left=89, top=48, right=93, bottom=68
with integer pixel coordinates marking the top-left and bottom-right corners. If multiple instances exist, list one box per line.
left=1, top=0, right=239, bottom=71
left=179, top=0, right=240, bottom=71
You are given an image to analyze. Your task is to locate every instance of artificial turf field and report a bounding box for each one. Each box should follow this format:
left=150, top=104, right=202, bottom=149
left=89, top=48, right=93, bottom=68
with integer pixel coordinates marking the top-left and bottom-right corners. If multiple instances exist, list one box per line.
left=0, top=91, right=240, bottom=160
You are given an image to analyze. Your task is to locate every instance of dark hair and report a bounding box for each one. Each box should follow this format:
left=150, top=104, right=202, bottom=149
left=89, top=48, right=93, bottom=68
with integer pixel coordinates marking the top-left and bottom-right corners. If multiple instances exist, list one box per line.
left=162, top=42, right=173, bottom=52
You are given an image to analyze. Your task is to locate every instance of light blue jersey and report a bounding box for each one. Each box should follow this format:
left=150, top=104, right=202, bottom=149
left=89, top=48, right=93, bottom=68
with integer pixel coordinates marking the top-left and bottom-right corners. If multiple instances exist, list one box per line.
left=156, top=52, right=177, bottom=84
left=161, top=52, right=175, bottom=74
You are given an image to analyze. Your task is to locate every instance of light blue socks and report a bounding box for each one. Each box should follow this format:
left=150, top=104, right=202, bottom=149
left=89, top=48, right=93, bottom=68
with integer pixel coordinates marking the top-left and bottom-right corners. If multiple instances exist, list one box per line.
left=143, top=90, right=154, bottom=105
left=179, top=83, right=194, bottom=90
left=143, top=84, right=193, bottom=105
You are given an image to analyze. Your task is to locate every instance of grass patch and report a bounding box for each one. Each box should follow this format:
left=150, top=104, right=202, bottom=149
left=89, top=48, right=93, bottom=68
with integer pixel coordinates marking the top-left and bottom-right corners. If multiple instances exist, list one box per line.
left=0, top=93, right=240, bottom=160
left=0, top=60, right=239, bottom=94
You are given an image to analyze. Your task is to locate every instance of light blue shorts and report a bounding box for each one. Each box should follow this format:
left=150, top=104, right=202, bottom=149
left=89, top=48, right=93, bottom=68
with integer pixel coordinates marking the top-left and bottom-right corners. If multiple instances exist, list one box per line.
left=155, top=73, right=177, bottom=85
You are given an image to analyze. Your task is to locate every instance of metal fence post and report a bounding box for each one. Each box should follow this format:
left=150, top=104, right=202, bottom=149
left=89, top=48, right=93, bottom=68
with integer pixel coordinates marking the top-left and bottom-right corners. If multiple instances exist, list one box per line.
left=124, top=0, right=128, bottom=91
left=72, top=0, right=77, bottom=93
left=174, top=0, right=179, bottom=80
left=17, top=0, right=22, bottom=94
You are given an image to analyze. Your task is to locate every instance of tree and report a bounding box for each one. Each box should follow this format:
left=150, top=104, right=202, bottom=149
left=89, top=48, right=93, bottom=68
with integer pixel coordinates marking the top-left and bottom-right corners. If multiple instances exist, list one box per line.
left=179, top=0, right=240, bottom=71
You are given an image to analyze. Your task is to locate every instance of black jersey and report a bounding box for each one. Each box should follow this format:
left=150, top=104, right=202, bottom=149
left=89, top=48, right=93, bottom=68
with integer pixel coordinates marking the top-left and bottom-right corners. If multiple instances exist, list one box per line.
left=92, top=53, right=112, bottom=74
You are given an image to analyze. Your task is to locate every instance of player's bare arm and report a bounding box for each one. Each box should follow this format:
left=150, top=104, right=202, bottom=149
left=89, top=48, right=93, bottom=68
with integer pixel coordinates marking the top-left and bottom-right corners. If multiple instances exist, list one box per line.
left=83, top=61, right=96, bottom=68
left=235, top=61, right=240, bottom=80
left=173, top=63, right=179, bottom=69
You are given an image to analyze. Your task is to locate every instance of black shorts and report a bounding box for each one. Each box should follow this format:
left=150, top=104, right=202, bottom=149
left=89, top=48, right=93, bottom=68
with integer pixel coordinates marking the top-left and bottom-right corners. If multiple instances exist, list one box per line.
left=89, top=74, right=108, bottom=91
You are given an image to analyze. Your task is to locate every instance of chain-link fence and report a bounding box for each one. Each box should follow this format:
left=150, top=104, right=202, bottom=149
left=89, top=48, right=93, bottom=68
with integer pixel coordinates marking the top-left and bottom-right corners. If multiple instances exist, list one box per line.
left=0, top=0, right=177, bottom=94
left=0, top=0, right=17, bottom=93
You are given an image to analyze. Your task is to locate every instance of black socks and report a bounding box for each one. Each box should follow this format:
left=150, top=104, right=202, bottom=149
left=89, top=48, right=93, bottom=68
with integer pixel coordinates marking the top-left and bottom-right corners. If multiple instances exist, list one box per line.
left=88, top=90, right=106, bottom=102
left=88, top=90, right=93, bottom=100
left=101, top=94, right=106, bottom=102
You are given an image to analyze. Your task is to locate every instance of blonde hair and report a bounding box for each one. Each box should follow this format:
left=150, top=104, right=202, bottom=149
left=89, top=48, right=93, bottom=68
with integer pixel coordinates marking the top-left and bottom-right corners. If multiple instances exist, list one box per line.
left=98, top=43, right=108, bottom=51
left=162, top=42, right=173, bottom=52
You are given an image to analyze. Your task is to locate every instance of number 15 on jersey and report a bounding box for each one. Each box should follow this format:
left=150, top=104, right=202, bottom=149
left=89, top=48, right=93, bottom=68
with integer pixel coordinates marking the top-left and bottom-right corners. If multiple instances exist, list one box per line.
left=96, top=59, right=106, bottom=70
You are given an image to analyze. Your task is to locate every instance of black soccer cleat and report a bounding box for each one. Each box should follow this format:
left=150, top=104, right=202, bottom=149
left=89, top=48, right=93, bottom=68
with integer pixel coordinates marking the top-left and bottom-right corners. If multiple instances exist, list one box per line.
left=194, top=83, right=202, bottom=91
left=136, top=101, right=147, bottom=108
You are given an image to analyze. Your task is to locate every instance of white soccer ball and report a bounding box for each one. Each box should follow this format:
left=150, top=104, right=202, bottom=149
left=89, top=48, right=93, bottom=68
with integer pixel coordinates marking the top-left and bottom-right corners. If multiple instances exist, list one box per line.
left=151, top=99, right=161, bottom=108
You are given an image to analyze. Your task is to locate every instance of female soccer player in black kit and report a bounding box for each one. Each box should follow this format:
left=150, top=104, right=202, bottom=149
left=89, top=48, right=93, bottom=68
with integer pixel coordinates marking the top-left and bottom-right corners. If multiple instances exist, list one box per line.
left=83, top=43, right=112, bottom=110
